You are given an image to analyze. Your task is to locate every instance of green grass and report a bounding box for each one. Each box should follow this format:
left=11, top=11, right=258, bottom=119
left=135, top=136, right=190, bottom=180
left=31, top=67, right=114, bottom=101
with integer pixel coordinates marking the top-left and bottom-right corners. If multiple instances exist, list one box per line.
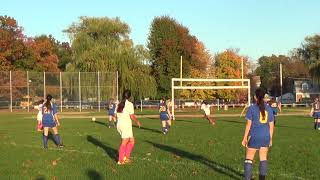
left=0, top=112, right=319, bottom=180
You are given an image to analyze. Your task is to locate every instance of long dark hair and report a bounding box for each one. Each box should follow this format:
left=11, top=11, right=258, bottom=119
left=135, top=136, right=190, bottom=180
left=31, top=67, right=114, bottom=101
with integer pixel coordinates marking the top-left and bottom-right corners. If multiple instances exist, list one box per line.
left=44, top=94, right=53, bottom=111
left=255, top=88, right=266, bottom=119
left=117, top=90, right=131, bottom=113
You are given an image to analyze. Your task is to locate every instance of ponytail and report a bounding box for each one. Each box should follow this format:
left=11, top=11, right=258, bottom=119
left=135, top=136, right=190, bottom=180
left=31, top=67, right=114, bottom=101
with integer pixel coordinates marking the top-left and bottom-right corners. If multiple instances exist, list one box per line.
left=44, top=94, right=53, bottom=111
left=255, top=88, right=266, bottom=119
left=117, top=90, right=131, bottom=113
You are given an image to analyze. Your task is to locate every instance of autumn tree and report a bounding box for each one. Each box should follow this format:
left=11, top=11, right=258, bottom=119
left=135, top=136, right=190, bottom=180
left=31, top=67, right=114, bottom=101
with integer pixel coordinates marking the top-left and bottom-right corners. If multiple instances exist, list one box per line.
left=148, top=16, right=212, bottom=98
left=0, top=15, right=25, bottom=71
left=214, top=49, right=248, bottom=101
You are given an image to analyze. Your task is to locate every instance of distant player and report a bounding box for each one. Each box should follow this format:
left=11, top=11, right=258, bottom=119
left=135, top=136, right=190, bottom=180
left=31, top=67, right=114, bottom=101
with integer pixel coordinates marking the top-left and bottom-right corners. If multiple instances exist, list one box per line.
left=159, top=98, right=171, bottom=134
left=269, top=97, right=278, bottom=125
left=107, top=98, right=117, bottom=128
left=166, top=97, right=174, bottom=120
left=116, top=90, right=141, bottom=165
left=242, top=88, right=274, bottom=180
left=36, top=99, right=44, bottom=131
left=200, top=101, right=215, bottom=125
left=309, top=97, right=320, bottom=130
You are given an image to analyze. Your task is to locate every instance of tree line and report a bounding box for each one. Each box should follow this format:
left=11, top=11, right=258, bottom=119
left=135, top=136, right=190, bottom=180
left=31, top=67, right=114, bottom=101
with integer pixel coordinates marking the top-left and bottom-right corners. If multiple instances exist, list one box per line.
left=1, top=15, right=319, bottom=100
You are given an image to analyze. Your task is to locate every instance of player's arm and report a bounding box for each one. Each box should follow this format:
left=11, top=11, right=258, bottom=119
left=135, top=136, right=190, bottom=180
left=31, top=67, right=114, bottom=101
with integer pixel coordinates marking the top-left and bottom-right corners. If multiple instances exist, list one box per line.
left=269, top=120, right=274, bottom=147
left=130, top=114, right=141, bottom=127
left=241, top=119, right=252, bottom=147
left=54, top=114, right=60, bottom=126
left=309, top=107, right=314, bottom=117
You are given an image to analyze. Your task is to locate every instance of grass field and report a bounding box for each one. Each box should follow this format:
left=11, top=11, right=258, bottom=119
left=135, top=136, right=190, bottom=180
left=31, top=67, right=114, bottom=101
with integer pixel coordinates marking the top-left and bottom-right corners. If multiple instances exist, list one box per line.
left=0, top=112, right=319, bottom=180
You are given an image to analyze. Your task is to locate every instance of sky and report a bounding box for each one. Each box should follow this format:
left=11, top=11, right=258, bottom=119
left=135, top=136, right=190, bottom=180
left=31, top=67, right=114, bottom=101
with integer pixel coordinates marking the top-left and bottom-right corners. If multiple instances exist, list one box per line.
left=1, top=0, right=320, bottom=60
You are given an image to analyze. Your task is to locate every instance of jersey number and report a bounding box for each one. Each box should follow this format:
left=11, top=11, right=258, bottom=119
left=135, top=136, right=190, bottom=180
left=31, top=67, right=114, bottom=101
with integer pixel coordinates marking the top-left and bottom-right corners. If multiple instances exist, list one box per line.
left=259, top=111, right=268, bottom=124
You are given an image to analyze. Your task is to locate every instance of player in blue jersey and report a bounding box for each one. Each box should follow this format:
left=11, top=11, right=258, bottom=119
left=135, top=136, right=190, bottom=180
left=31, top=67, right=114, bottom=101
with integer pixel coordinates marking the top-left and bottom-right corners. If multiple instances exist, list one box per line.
left=310, top=97, right=320, bottom=130
left=269, top=97, right=279, bottom=125
left=107, top=98, right=117, bottom=128
left=242, top=88, right=275, bottom=180
left=41, top=95, right=63, bottom=149
left=159, top=97, right=171, bottom=134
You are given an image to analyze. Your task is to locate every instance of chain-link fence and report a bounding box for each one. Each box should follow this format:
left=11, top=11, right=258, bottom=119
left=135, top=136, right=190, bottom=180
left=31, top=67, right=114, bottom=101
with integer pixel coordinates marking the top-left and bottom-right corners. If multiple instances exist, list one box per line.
left=0, top=71, right=118, bottom=112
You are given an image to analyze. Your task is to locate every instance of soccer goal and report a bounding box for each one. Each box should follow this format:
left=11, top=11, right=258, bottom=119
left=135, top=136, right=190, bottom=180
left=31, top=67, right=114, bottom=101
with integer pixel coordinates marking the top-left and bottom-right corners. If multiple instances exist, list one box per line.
left=171, top=78, right=251, bottom=118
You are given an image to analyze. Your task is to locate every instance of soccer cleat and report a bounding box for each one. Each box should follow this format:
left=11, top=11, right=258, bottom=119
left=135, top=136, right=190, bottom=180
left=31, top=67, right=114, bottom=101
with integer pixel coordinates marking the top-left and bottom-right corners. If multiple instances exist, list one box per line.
left=117, top=161, right=126, bottom=165
left=57, top=144, right=64, bottom=148
left=123, top=156, right=132, bottom=164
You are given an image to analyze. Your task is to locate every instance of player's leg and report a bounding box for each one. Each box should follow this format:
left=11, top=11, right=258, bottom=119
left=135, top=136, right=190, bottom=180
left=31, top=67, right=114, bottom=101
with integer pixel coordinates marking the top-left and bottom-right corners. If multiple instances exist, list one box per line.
left=317, top=118, right=320, bottom=130
left=108, top=115, right=113, bottom=128
left=166, top=119, right=171, bottom=131
left=206, top=115, right=215, bottom=125
left=258, top=147, right=269, bottom=180
left=161, top=120, right=167, bottom=134
left=244, top=148, right=257, bottom=180
left=52, top=127, right=63, bottom=147
left=43, top=127, right=49, bottom=149
left=118, top=138, right=129, bottom=164
left=113, top=115, right=117, bottom=126
left=124, top=137, right=135, bottom=162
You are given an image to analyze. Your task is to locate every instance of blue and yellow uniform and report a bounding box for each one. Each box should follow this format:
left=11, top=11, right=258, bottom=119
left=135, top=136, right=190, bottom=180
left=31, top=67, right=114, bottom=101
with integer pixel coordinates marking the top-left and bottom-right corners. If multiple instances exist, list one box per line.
left=312, top=101, right=320, bottom=118
left=108, top=103, right=116, bottom=116
left=159, top=102, right=169, bottom=121
left=245, top=104, right=274, bottom=149
left=42, top=103, right=58, bottom=128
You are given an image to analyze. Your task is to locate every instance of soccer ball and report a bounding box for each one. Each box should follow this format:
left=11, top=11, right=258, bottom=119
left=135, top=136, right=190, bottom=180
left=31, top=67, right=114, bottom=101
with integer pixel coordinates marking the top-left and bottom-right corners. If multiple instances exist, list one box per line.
left=91, top=117, right=96, bottom=122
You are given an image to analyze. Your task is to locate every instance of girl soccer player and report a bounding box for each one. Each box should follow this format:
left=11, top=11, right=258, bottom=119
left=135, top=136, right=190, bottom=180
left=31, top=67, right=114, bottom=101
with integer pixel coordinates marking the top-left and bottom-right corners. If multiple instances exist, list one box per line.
left=107, top=98, right=117, bottom=128
left=242, top=88, right=274, bottom=180
left=200, top=101, right=215, bottom=125
left=41, top=94, right=64, bottom=149
left=310, top=97, right=320, bottom=130
left=36, top=99, right=44, bottom=131
left=269, top=97, right=278, bottom=125
left=159, top=98, right=171, bottom=134
left=166, top=97, right=174, bottom=120
left=116, top=90, right=141, bottom=165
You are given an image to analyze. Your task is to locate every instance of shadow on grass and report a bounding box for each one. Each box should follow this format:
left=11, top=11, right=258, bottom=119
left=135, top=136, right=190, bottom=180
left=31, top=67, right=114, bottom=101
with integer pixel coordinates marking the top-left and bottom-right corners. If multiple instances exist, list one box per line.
left=133, top=125, right=162, bottom=134
left=93, top=121, right=107, bottom=126
left=175, top=119, right=205, bottom=124
left=35, top=175, right=46, bottom=180
left=146, top=141, right=243, bottom=180
left=87, top=135, right=118, bottom=162
left=86, top=169, right=102, bottom=180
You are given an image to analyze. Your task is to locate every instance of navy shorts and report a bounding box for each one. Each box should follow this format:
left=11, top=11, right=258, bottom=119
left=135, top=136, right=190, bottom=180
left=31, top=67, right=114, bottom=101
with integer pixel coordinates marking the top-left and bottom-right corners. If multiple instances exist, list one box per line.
left=247, top=135, right=270, bottom=149
left=313, top=112, right=320, bottom=119
left=42, top=119, right=56, bottom=128
left=160, top=112, right=170, bottom=121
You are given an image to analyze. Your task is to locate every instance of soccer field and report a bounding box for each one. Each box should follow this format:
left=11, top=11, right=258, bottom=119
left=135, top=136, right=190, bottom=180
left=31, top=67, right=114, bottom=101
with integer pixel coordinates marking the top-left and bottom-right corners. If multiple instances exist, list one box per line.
left=0, top=112, right=318, bottom=180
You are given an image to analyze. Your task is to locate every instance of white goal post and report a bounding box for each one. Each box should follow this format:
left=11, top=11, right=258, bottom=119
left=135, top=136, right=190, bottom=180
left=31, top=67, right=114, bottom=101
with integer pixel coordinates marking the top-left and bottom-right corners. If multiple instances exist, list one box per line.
left=171, top=78, right=251, bottom=118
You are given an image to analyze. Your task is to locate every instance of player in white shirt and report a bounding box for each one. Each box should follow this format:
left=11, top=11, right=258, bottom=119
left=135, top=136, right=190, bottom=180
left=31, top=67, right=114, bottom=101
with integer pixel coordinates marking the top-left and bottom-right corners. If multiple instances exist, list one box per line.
left=116, top=90, right=142, bottom=165
left=35, top=99, right=44, bottom=131
left=200, top=101, right=215, bottom=125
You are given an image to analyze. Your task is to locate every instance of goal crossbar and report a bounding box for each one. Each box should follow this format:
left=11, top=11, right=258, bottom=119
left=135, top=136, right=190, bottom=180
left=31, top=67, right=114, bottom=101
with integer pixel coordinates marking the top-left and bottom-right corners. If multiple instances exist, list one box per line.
left=171, top=78, right=251, bottom=118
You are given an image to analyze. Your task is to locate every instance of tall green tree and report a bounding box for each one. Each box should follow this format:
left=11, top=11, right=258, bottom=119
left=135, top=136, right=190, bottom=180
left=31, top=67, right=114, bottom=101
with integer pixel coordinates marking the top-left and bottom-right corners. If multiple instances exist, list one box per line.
left=64, top=16, right=156, bottom=99
left=148, top=16, right=210, bottom=97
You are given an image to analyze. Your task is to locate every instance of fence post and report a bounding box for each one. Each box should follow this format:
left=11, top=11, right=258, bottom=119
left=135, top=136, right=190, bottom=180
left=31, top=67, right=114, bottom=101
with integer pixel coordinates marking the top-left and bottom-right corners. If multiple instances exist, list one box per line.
left=10, top=71, right=12, bottom=112
left=116, top=71, right=119, bottom=101
left=98, top=71, right=101, bottom=112
left=79, top=72, right=81, bottom=112
left=60, top=72, right=63, bottom=112
left=43, top=72, right=46, bottom=99
left=27, top=71, right=30, bottom=112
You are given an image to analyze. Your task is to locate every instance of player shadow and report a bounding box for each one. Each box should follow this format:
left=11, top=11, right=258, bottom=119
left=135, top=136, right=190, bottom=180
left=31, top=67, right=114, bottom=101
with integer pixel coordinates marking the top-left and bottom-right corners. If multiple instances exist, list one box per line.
left=87, top=135, right=118, bottom=162
left=218, top=119, right=245, bottom=124
left=86, top=169, right=103, bottom=180
left=34, top=175, right=46, bottom=180
left=93, top=120, right=107, bottom=126
left=146, top=141, right=243, bottom=180
left=133, top=125, right=162, bottom=134
left=175, top=119, right=205, bottom=124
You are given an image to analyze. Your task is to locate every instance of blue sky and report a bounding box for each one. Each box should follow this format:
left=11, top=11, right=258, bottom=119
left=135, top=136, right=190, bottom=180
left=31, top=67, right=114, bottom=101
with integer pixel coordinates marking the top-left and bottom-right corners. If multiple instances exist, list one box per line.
left=1, top=0, right=320, bottom=60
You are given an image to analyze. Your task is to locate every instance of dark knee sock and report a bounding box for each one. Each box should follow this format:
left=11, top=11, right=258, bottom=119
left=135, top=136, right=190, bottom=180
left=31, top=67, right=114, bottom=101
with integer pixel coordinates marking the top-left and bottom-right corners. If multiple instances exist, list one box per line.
left=162, top=127, right=166, bottom=132
left=43, top=134, right=48, bottom=148
left=259, top=160, right=268, bottom=179
left=166, top=123, right=170, bottom=129
left=54, top=134, right=61, bottom=145
left=244, top=159, right=253, bottom=180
